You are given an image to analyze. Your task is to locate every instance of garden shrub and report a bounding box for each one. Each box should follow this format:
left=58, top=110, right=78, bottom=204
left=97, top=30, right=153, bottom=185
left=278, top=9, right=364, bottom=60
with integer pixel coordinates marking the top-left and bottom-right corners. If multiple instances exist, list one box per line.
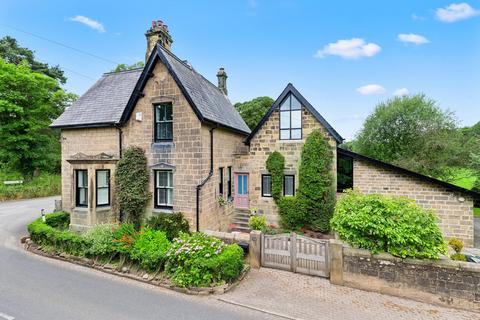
left=248, top=215, right=267, bottom=232
left=450, top=253, right=467, bottom=261
left=266, top=151, right=285, bottom=201
left=28, top=218, right=87, bottom=256
left=165, top=233, right=244, bottom=288
left=331, top=190, right=447, bottom=259
left=45, top=212, right=70, bottom=230
left=297, top=129, right=335, bottom=233
left=113, top=223, right=137, bottom=255
left=115, top=146, right=150, bottom=228
left=448, top=238, right=463, bottom=253
left=130, top=228, right=171, bottom=271
left=146, top=213, right=190, bottom=241
left=277, top=197, right=307, bottom=230
left=83, top=224, right=117, bottom=258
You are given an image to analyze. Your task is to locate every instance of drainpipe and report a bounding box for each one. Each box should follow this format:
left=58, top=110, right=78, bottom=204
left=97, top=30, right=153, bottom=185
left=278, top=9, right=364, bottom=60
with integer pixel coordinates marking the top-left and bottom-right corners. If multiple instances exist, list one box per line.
left=196, top=127, right=216, bottom=232
left=115, top=125, right=123, bottom=158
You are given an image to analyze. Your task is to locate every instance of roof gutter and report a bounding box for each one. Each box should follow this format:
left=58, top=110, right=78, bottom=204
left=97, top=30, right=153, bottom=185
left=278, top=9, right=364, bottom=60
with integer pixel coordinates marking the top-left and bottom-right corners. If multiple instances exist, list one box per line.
left=196, top=126, right=216, bottom=232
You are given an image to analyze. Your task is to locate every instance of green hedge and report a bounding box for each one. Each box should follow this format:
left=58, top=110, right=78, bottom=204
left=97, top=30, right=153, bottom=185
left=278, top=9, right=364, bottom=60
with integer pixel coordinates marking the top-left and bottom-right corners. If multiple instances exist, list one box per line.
left=27, top=214, right=244, bottom=287
left=28, top=217, right=87, bottom=256
left=331, top=190, right=447, bottom=259
left=45, top=212, right=70, bottom=230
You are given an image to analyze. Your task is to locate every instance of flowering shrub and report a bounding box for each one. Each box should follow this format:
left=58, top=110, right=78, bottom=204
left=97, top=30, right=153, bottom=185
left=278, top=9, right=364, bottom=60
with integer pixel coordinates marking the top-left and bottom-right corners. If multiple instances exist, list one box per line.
left=130, top=228, right=171, bottom=271
left=165, top=233, right=244, bottom=287
left=113, top=223, right=137, bottom=255
left=331, top=190, right=447, bottom=259
left=248, top=215, right=267, bottom=232
left=83, top=224, right=117, bottom=257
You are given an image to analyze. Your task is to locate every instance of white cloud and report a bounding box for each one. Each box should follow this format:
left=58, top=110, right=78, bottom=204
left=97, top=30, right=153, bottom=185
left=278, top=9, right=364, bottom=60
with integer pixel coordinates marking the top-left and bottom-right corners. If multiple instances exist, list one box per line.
left=398, top=33, right=429, bottom=45
left=69, top=15, right=105, bottom=33
left=435, top=3, right=479, bottom=23
left=356, top=84, right=386, bottom=95
left=394, top=88, right=409, bottom=96
left=314, top=38, right=381, bottom=59
left=411, top=14, right=426, bottom=21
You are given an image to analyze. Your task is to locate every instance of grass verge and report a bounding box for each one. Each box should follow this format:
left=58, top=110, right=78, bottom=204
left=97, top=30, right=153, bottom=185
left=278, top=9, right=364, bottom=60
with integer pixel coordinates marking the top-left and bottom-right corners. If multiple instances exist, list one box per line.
left=0, top=173, right=60, bottom=201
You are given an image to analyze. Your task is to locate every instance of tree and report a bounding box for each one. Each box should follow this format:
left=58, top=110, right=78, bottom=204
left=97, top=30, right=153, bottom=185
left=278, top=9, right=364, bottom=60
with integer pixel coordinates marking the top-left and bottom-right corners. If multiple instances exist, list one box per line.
left=111, top=61, right=144, bottom=72
left=234, top=96, right=274, bottom=130
left=0, top=36, right=66, bottom=84
left=115, top=146, right=150, bottom=229
left=0, top=59, right=70, bottom=176
left=352, top=94, right=460, bottom=179
left=297, top=129, right=336, bottom=232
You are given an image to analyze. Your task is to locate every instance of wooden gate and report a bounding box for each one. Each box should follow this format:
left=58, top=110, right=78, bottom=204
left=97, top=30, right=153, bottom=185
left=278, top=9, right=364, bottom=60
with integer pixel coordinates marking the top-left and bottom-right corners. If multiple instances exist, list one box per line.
left=261, top=233, right=329, bottom=277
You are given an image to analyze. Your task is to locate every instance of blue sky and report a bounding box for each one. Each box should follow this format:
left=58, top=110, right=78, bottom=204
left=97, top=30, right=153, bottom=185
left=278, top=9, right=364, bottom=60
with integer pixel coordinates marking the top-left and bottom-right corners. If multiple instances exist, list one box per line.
left=1, top=1, right=479, bottom=139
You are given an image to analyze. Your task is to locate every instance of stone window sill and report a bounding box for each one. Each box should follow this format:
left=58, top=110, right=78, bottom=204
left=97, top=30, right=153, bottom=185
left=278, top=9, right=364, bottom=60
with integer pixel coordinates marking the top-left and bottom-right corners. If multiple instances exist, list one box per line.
left=152, top=208, right=173, bottom=214
left=95, top=206, right=111, bottom=212
left=152, top=142, right=174, bottom=148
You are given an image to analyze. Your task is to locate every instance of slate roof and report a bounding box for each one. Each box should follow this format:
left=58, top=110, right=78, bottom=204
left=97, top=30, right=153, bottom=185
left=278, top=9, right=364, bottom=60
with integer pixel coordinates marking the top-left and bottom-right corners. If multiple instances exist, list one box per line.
left=51, top=45, right=251, bottom=135
left=338, top=148, right=480, bottom=200
left=245, top=83, right=343, bottom=144
left=51, top=68, right=142, bottom=128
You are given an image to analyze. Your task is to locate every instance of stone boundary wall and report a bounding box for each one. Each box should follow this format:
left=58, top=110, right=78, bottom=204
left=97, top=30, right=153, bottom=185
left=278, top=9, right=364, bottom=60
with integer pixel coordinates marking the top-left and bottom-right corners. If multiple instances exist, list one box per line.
left=329, top=241, right=480, bottom=312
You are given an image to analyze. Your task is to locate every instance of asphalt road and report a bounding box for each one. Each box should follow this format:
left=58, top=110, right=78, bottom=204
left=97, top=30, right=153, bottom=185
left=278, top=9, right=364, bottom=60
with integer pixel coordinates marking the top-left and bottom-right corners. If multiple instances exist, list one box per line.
left=0, top=197, right=274, bottom=320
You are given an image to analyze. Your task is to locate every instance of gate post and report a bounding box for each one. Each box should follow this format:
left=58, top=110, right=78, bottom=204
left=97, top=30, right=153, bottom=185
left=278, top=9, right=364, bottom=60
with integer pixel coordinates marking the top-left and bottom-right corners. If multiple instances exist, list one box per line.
left=290, top=232, right=297, bottom=272
left=329, top=239, right=344, bottom=285
left=249, top=230, right=262, bottom=269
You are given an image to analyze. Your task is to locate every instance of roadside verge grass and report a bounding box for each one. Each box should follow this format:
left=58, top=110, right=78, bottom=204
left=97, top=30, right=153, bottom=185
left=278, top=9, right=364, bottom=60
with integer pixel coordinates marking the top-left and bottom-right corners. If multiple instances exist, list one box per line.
left=0, top=173, right=60, bottom=201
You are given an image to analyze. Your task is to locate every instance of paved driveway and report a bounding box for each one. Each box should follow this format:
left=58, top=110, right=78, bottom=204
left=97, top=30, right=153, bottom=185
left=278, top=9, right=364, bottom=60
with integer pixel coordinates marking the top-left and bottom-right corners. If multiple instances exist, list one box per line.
left=223, top=268, right=478, bottom=320
left=0, top=197, right=275, bottom=320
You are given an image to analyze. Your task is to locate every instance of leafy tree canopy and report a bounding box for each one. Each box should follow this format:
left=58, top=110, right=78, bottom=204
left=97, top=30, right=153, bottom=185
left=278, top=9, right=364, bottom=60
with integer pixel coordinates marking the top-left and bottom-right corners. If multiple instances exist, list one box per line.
left=234, top=96, right=274, bottom=130
left=111, top=61, right=144, bottom=73
left=352, top=94, right=460, bottom=179
left=0, top=36, right=66, bottom=84
left=0, top=58, right=71, bottom=176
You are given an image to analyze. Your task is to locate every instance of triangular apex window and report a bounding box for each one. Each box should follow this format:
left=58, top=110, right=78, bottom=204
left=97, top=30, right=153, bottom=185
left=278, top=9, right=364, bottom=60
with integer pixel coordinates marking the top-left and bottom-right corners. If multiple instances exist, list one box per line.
left=279, top=93, right=302, bottom=140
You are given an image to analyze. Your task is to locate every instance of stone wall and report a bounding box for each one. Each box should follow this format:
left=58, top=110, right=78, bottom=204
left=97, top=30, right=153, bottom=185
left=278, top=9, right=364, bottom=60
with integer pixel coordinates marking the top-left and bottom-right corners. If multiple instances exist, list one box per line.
left=331, top=244, right=480, bottom=312
left=352, top=158, right=475, bottom=246
left=235, top=107, right=337, bottom=226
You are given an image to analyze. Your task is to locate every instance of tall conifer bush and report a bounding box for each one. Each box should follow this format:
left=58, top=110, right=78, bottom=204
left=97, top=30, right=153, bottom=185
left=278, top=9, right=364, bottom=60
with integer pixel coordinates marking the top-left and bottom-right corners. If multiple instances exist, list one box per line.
left=297, top=129, right=335, bottom=232
left=115, top=146, right=150, bottom=229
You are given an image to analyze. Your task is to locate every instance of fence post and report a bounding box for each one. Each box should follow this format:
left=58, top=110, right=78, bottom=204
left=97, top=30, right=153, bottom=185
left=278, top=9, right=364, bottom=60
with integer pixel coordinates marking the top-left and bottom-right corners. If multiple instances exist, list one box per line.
left=249, top=230, right=262, bottom=269
left=290, top=232, right=297, bottom=273
left=329, top=239, right=344, bottom=285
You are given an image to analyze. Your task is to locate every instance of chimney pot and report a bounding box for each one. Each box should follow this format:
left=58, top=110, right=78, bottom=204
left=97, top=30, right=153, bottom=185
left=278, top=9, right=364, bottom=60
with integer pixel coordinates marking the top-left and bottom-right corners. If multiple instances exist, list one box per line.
left=145, top=19, right=173, bottom=61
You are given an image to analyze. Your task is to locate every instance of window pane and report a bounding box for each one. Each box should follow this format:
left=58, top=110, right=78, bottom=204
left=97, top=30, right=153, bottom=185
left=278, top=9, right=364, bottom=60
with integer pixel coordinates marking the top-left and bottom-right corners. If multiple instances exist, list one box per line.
left=155, top=106, right=161, bottom=122
left=158, top=189, right=166, bottom=205
left=284, top=176, right=294, bottom=196
left=280, top=111, right=290, bottom=129
left=291, top=95, right=301, bottom=110
left=165, top=105, right=172, bottom=121
left=78, top=171, right=86, bottom=187
left=157, top=171, right=167, bottom=187
left=280, top=95, right=290, bottom=111
left=167, top=171, right=173, bottom=187
left=243, top=175, right=248, bottom=194
left=79, top=188, right=86, bottom=205
left=280, top=130, right=290, bottom=140
left=165, top=122, right=173, bottom=140
left=167, top=188, right=173, bottom=206
left=291, top=129, right=302, bottom=139
left=262, top=175, right=271, bottom=196
left=291, top=110, right=301, bottom=128
left=97, top=188, right=108, bottom=205
left=237, top=175, right=243, bottom=195
left=97, top=171, right=108, bottom=188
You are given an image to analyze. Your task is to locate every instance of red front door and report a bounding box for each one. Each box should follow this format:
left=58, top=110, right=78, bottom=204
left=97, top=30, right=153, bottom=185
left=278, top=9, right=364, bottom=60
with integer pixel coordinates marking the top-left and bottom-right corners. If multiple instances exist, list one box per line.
left=234, top=173, right=249, bottom=209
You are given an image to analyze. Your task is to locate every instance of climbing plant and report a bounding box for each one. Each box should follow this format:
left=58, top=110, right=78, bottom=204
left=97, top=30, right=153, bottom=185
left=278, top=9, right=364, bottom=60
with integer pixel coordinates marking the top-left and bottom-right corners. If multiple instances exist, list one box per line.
left=115, top=146, right=150, bottom=229
left=297, top=129, right=335, bottom=232
left=266, top=151, right=285, bottom=201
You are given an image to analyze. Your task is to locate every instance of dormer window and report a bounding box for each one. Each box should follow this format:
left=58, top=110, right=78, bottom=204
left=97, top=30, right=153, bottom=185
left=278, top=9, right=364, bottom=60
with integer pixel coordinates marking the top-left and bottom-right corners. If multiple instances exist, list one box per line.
left=154, top=103, right=173, bottom=142
left=279, top=94, right=302, bottom=140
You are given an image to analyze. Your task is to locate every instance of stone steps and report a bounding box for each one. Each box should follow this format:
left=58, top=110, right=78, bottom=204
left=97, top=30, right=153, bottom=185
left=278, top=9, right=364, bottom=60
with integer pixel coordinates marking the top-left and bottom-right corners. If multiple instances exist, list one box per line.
left=232, top=209, right=251, bottom=233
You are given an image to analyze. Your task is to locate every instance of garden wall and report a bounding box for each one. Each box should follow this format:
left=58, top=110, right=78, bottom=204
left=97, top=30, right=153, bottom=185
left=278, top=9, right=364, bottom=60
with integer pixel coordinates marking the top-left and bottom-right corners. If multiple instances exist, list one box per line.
left=329, top=242, right=480, bottom=312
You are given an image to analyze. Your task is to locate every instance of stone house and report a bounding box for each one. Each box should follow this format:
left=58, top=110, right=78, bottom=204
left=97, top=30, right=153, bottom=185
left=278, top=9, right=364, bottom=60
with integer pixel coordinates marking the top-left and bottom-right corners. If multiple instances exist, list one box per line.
left=51, top=21, right=478, bottom=246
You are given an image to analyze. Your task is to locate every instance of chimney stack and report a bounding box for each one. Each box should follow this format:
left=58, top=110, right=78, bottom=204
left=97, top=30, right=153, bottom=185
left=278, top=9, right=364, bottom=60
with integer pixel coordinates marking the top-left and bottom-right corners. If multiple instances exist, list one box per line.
left=216, top=67, right=228, bottom=95
left=145, top=20, right=173, bottom=61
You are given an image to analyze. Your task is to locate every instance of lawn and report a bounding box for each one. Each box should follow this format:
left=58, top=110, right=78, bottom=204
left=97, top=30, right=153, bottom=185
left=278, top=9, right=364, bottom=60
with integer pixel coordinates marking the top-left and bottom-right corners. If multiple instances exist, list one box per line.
left=0, top=170, right=61, bottom=201
left=474, top=208, right=480, bottom=218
